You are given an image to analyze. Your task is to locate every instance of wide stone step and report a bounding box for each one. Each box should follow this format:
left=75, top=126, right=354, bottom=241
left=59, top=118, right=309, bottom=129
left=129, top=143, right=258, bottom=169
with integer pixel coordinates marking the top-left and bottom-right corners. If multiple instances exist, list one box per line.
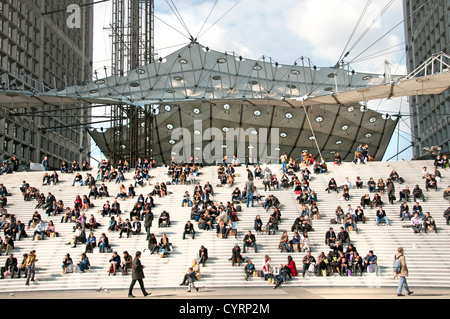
left=0, top=159, right=449, bottom=292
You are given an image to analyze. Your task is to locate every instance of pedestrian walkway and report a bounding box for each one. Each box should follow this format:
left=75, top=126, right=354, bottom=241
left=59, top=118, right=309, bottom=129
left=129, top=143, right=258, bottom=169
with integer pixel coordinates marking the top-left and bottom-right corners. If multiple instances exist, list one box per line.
left=2, top=287, right=450, bottom=299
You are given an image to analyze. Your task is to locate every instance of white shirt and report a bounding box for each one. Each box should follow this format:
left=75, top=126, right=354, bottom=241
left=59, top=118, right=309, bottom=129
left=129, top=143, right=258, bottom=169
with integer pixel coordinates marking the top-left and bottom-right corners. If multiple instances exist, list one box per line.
left=35, top=222, right=46, bottom=232
left=344, top=179, right=352, bottom=189
left=411, top=216, right=422, bottom=226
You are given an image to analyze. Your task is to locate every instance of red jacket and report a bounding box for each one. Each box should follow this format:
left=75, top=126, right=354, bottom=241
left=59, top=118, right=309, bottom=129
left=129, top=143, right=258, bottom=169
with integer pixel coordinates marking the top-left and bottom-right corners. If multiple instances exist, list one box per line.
left=287, top=260, right=298, bottom=276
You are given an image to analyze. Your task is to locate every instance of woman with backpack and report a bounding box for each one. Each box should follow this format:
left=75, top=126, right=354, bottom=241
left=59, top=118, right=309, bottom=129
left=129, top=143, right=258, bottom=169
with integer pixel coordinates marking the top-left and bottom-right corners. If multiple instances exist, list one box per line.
left=394, top=247, right=413, bottom=296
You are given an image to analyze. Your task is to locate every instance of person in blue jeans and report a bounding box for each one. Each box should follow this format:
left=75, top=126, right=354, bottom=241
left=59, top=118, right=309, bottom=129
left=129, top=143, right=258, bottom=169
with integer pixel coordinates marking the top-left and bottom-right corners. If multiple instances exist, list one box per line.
left=181, top=191, right=193, bottom=207
left=246, top=177, right=255, bottom=208
left=375, top=207, right=390, bottom=225
left=395, top=247, right=413, bottom=296
left=280, top=153, right=288, bottom=174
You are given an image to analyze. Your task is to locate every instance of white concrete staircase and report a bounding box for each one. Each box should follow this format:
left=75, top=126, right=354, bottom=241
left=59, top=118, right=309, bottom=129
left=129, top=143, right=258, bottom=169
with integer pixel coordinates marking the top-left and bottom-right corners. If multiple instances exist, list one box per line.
left=0, top=159, right=449, bottom=292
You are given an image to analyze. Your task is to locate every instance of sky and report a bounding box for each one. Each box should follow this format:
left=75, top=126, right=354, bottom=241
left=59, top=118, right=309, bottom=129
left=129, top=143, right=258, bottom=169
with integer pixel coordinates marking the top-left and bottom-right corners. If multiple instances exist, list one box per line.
left=89, top=0, right=414, bottom=164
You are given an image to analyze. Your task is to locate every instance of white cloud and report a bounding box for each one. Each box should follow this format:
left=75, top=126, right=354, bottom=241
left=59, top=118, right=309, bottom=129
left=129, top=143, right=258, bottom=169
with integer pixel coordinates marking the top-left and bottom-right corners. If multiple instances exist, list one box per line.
left=90, top=0, right=413, bottom=162
left=92, top=0, right=406, bottom=74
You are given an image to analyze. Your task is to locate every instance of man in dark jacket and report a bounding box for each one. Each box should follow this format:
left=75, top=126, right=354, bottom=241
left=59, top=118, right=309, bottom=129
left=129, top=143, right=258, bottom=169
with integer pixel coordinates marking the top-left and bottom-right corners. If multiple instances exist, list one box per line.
left=158, top=211, right=171, bottom=227
left=243, top=231, right=257, bottom=253
left=245, top=177, right=255, bottom=207
left=363, top=250, right=378, bottom=273
left=331, top=241, right=344, bottom=256
left=199, top=245, right=208, bottom=267
left=412, top=185, right=425, bottom=202
left=128, top=251, right=150, bottom=298
left=423, top=212, right=437, bottom=233
left=0, top=254, right=17, bottom=279
left=443, top=207, right=450, bottom=225
left=337, top=227, right=350, bottom=245
left=386, top=179, right=395, bottom=204
left=325, top=227, right=337, bottom=247
left=119, top=219, right=132, bottom=238
left=144, top=209, right=153, bottom=239
left=183, top=220, right=195, bottom=239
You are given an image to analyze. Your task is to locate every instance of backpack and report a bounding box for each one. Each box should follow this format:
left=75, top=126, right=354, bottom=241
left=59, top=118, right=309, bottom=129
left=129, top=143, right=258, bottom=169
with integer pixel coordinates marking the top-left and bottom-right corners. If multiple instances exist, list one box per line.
left=393, top=255, right=401, bottom=273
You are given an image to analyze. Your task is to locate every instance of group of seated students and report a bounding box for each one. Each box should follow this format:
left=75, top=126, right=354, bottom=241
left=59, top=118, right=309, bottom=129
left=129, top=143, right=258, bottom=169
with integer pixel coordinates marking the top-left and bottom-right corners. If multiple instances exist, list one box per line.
left=323, top=228, right=379, bottom=275
left=71, top=172, right=96, bottom=188
left=397, top=200, right=438, bottom=233
left=251, top=206, right=282, bottom=237
left=333, top=204, right=364, bottom=231
left=229, top=185, right=262, bottom=205
left=147, top=232, right=172, bottom=257
left=168, top=160, right=200, bottom=185
left=325, top=169, right=407, bottom=203
left=312, top=160, right=328, bottom=175
left=184, top=167, right=241, bottom=238
left=20, top=181, right=40, bottom=202
left=97, top=158, right=129, bottom=176
left=33, top=192, right=63, bottom=216
left=0, top=162, right=14, bottom=175
left=132, top=157, right=158, bottom=186
left=182, top=181, right=214, bottom=207
left=300, top=151, right=315, bottom=166
left=102, top=191, right=155, bottom=232
left=98, top=168, right=125, bottom=184
left=312, top=246, right=378, bottom=277
left=1, top=212, right=27, bottom=241
left=434, top=154, right=449, bottom=169
left=60, top=160, right=92, bottom=173
left=243, top=248, right=377, bottom=284
left=95, top=157, right=150, bottom=185
left=352, top=144, right=371, bottom=164
left=105, top=250, right=133, bottom=275
left=290, top=167, right=320, bottom=221
left=86, top=183, right=109, bottom=200
left=20, top=210, right=57, bottom=241
left=264, top=168, right=288, bottom=192
left=135, top=157, right=157, bottom=171
left=190, top=200, right=239, bottom=233
left=112, top=181, right=162, bottom=202
left=42, top=172, right=59, bottom=185
left=216, top=163, right=236, bottom=187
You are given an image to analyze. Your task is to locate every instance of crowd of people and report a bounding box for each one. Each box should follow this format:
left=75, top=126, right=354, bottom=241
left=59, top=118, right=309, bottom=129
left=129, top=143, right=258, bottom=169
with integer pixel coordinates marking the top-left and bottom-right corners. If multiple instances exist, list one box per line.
left=0, top=150, right=448, bottom=293
left=323, top=164, right=445, bottom=235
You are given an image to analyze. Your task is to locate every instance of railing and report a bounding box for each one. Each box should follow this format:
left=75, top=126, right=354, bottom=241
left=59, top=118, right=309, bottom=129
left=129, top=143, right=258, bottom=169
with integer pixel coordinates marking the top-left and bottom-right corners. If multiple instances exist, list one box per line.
left=403, top=52, right=450, bottom=81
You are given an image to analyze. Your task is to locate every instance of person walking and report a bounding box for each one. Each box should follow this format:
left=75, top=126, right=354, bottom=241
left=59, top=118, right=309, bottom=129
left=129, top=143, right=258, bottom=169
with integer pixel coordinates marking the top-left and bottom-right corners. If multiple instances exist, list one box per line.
left=25, top=250, right=38, bottom=286
left=246, top=177, right=255, bottom=208
left=394, top=247, right=414, bottom=296
left=128, top=251, right=150, bottom=298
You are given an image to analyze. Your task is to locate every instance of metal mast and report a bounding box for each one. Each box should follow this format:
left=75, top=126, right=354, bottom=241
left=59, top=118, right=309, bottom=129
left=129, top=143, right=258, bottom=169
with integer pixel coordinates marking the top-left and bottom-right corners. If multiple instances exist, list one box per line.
left=109, top=0, right=155, bottom=166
